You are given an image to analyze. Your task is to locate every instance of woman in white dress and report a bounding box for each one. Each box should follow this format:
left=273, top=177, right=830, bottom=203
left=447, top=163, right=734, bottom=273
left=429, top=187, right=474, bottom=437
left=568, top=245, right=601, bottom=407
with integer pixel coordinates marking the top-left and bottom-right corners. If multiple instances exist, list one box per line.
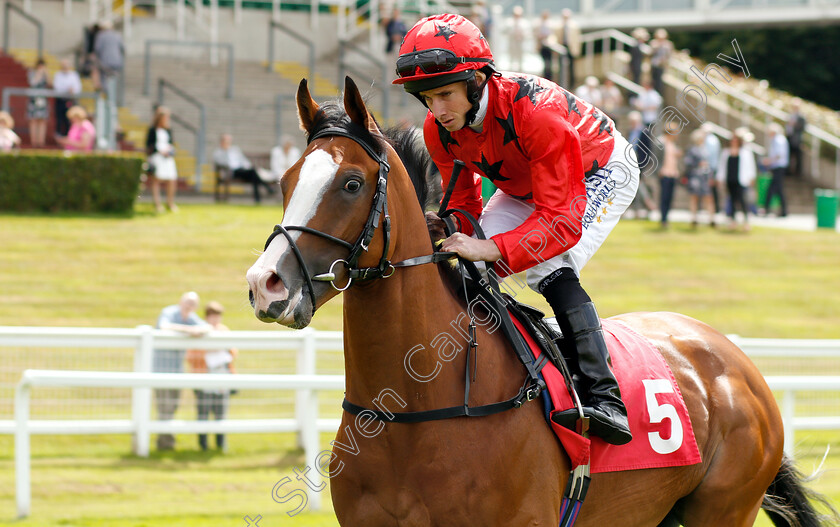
left=145, top=106, right=179, bottom=212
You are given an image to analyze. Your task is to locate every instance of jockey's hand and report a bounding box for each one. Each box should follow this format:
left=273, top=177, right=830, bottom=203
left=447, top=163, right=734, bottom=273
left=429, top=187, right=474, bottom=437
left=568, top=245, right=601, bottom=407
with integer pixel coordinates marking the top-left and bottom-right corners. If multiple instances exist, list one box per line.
left=441, top=233, right=502, bottom=262
left=425, top=211, right=447, bottom=242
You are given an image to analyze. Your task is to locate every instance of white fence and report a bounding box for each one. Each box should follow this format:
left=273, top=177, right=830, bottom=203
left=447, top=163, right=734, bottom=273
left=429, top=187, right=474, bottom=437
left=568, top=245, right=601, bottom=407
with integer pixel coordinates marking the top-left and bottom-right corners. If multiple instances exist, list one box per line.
left=1, top=326, right=839, bottom=518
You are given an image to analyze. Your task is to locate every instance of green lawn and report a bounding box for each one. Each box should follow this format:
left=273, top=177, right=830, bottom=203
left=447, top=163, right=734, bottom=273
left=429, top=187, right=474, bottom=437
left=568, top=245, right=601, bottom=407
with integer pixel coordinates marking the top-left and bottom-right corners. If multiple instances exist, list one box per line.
left=0, top=202, right=838, bottom=525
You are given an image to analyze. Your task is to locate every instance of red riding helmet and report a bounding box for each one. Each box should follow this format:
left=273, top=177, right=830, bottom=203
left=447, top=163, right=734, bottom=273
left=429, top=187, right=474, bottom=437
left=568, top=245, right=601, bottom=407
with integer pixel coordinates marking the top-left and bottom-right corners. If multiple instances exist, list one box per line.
left=393, top=13, right=496, bottom=94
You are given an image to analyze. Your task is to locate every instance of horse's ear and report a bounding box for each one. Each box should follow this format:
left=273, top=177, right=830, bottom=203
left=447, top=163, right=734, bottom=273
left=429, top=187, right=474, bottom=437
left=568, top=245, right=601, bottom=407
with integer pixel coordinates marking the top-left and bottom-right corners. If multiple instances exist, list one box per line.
left=297, top=78, right=320, bottom=134
left=343, top=76, right=378, bottom=135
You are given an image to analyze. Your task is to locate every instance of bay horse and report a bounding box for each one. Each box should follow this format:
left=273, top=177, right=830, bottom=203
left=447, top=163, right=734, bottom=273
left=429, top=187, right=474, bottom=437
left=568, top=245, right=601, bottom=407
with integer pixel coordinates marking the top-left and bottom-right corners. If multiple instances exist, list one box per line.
left=247, top=77, right=835, bottom=526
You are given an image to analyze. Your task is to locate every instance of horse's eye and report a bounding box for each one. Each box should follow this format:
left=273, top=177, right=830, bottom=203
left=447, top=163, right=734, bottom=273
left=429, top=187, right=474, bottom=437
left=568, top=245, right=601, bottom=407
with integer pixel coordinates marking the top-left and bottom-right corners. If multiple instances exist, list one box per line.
left=343, top=179, right=362, bottom=193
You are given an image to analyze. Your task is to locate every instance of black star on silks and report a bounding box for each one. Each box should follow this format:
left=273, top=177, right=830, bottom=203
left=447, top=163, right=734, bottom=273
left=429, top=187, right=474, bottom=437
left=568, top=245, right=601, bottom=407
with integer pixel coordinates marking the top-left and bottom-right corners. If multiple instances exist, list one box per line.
left=512, top=77, right=545, bottom=106
left=585, top=159, right=600, bottom=178
left=509, top=192, right=533, bottom=200
left=473, top=154, right=508, bottom=182
left=437, top=123, right=459, bottom=154
left=495, top=111, right=523, bottom=153
left=591, top=109, right=614, bottom=137
left=435, top=24, right=457, bottom=41
left=565, top=91, right=582, bottom=118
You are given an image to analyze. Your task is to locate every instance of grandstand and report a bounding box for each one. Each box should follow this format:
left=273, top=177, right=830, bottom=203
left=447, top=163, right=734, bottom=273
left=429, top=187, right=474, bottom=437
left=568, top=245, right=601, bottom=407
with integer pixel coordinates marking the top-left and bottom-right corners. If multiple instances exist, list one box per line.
left=1, top=0, right=839, bottom=204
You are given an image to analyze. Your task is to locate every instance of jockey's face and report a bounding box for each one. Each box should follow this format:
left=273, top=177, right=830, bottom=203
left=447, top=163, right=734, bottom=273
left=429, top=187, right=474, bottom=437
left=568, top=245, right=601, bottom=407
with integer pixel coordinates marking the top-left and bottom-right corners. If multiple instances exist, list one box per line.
left=420, top=71, right=486, bottom=132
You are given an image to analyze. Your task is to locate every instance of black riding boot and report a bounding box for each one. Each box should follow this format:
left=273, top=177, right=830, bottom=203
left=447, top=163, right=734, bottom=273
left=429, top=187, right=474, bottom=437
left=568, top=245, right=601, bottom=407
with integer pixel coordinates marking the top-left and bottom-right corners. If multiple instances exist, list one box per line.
left=539, top=269, right=633, bottom=445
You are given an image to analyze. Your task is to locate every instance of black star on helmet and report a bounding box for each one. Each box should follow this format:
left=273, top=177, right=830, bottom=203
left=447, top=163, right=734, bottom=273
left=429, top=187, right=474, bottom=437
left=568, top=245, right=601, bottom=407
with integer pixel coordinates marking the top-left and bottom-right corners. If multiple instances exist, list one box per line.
left=495, top=111, right=523, bottom=153
left=437, top=122, right=459, bottom=154
left=512, top=77, right=546, bottom=106
left=435, top=24, right=457, bottom=41
left=585, top=159, right=600, bottom=178
left=473, top=154, right=508, bottom=182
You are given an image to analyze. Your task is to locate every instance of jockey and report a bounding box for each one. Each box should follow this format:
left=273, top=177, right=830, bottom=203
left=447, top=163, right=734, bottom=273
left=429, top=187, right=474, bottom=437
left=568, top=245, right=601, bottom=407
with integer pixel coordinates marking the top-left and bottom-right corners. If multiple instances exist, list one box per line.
left=394, top=14, right=639, bottom=445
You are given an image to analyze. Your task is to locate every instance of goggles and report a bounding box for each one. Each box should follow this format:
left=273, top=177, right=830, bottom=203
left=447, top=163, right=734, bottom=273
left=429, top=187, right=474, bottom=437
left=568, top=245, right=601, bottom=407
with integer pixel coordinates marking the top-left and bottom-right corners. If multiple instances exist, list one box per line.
left=396, top=48, right=492, bottom=78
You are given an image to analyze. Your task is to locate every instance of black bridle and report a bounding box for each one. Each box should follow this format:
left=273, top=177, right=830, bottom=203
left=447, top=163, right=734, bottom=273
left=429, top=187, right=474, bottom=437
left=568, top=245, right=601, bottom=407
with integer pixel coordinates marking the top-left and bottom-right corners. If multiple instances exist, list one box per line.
left=262, top=123, right=453, bottom=314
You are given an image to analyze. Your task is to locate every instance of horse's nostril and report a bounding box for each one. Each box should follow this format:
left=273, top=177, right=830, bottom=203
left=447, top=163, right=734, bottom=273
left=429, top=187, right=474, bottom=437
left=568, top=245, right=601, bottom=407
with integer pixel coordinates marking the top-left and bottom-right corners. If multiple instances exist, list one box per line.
left=266, top=271, right=283, bottom=293
left=248, top=289, right=255, bottom=308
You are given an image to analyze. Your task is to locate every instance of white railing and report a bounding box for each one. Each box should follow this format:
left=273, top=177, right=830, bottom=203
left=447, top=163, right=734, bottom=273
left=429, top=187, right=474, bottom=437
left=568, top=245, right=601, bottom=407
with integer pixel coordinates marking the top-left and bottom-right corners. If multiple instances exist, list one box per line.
left=13, top=369, right=344, bottom=518
left=2, top=326, right=839, bottom=518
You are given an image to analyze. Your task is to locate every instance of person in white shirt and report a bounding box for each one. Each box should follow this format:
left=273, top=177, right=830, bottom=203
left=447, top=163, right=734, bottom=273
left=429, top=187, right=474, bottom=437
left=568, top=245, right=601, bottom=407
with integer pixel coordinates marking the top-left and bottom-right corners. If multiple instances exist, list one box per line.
left=212, top=134, right=276, bottom=203
left=634, top=77, right=663, bottom=126
left=270, top=135, right=301, bottom=182
left=505, top=6, right=530, bottom=72
left=0, top=111, right=21, bottom=152
left=574, top=76, right=603, bottom=107
left=53, top=59, right=83, bottom=137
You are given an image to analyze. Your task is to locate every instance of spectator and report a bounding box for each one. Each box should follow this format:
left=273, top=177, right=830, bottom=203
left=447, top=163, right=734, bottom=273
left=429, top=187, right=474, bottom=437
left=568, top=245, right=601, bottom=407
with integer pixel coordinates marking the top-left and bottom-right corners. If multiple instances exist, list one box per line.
left=556, top=8, right=581, bottom=87
left=186, top=301, right=237, bottom=452
left=535, top=10, right=555, bottom=82
left=634, top=77, right=662, bottom=127
left=0, top=111, right=22, bottom=152
left=93, top=19, right=124, bottom=91
left=153, top=291, right=209, bottom=451
left=27, top=58, right=50, bottom=148
left=212, top=133, right=276, bottom=203
left=575, top=76, right=602, bottom=107
left=470, top=0, right=492, bottom=41
left=145, top=106, right=179, bottom=213
left=625, top=111, right=656, bottom=219
left=505, top=6, right=529, bottom=72
left=599, top=77, right=623, bottom=123
left=629, top=27, right=649, bottom=87
left=762, top=122, right=789, bottom=217
left=384, top=7, right=407, bottom=81
left=785, top=97, right=806, bottom=178
left=53, top=59, right=82, bottom=137
left=701, top=122, right=722, bottom=213
left=716, top=130, right=757, bottom=231
left=56, top=106, right=96, bottom=152
left=658, top=131, right=682, bottom=229
left=684, top=129, right=716, bottom=228
left=270, top=135, right=301, bottom=185
left=649, top=28, right=673, bottom=96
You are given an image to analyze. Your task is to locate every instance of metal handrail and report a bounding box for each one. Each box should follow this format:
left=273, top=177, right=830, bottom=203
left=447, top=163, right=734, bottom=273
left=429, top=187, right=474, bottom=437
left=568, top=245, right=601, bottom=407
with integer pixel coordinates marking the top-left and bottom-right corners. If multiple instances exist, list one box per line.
left=143, top=39, right=235, bottom=99
left=3, top=2, right=43, bottom=58
left=338, top=38, right=390, bottom=124
left=157, top=78, right=206, bottom=191
left=544, top=42, right=570, bottom=89
left=267, top=20, right=315, bottom=82
left=274, top=93, right=294, bottom=147
left=0, top=87, right=98, bottom=113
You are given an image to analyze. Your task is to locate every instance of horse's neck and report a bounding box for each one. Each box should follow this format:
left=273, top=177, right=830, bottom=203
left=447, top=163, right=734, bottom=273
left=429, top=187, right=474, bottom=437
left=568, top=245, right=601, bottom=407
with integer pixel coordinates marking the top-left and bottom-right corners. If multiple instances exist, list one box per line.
left=342, top=263, right=481, bottom=409
left=341, top=207, right=520, bottom=411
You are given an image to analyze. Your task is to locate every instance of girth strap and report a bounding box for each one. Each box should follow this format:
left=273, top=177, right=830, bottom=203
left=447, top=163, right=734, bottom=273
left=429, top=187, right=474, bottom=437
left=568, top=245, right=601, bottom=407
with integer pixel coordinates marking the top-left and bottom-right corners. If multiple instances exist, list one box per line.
left=342, top=377, right=544, bottom=424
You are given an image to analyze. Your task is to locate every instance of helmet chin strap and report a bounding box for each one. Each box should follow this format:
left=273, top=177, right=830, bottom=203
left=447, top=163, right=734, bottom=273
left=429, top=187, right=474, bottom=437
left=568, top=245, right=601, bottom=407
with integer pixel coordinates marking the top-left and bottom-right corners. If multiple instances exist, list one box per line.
left=464, top=72, right=491, bottom=126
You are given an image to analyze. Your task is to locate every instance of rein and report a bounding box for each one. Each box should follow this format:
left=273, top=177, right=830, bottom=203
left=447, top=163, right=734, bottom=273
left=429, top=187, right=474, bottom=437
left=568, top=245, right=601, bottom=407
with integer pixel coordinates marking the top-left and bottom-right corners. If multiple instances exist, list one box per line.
left=262, top=123, right=545, bottom=422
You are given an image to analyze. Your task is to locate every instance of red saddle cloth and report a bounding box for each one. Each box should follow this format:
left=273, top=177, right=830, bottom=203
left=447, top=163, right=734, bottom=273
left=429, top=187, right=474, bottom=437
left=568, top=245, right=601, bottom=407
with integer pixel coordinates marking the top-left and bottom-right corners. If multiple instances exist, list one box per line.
left=511, top=317, right=702, bottom=473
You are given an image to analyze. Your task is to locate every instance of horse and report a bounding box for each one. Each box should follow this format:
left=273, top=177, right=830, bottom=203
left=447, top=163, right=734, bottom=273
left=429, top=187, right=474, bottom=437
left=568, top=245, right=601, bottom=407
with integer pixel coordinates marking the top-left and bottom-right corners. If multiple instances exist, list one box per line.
left=246, top=77, right=835, bottom=526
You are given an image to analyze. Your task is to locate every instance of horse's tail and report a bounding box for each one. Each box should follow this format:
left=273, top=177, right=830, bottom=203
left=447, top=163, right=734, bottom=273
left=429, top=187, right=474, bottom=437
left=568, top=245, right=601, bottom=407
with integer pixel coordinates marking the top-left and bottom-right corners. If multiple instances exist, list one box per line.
left=762, top=455, right=838, bottom=527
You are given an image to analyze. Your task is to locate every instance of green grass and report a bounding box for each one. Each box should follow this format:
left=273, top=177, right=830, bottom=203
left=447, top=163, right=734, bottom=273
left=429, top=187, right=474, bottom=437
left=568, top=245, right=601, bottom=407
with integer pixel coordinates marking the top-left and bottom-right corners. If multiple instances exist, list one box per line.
left=0, top=203, right=838, bottom=525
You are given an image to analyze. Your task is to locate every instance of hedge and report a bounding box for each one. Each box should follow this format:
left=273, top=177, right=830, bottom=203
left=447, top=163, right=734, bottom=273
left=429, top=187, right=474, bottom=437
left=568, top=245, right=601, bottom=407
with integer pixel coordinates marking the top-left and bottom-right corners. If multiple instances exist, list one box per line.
left=0, top=153, right=142, bottom=213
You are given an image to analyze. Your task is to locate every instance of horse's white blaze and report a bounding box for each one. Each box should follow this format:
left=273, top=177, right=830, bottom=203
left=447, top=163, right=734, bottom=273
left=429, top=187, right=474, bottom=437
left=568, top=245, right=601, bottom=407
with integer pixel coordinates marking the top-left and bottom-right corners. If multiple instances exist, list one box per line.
left=281, top=149, right=339, bottom=233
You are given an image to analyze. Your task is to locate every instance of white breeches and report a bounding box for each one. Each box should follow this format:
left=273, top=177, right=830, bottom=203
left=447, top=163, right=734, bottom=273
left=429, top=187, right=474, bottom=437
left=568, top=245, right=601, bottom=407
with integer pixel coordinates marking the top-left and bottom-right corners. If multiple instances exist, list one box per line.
left=478, top=131, right=640, bottom=291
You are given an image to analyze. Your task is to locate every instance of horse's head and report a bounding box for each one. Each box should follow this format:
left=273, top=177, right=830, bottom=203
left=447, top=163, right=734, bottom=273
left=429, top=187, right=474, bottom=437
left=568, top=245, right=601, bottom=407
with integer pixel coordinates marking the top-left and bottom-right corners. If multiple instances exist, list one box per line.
left=247, top=77, right=399, bottom=328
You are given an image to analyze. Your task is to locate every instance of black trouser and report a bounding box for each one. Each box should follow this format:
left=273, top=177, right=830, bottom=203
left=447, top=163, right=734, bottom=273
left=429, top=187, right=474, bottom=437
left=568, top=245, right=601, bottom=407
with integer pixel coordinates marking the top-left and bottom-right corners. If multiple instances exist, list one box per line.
left=232, top=168, right=272, bottom=203
left=54, top=98, right=74, bottom=136
left=726, top=177, right=749, bottom=220
left=659, top=176, right=677, bottom=224
left=788, top=143, right=803, bottom=177
left=539, top=45, right=553, bottom=82
left=764, top=167, right=788, bottom=216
